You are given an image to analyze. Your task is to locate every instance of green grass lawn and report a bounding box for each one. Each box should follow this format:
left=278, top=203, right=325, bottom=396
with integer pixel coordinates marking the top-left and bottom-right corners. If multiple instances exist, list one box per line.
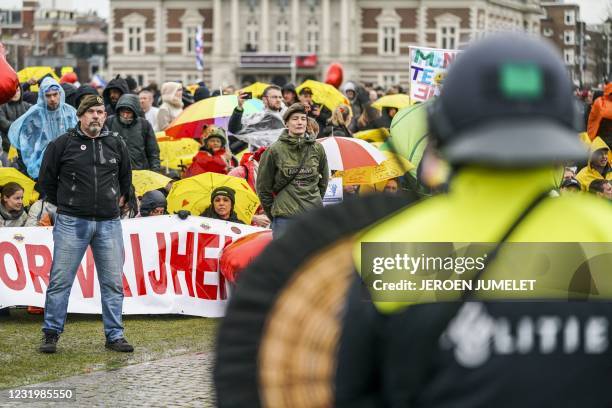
left=0, top=309, right=218, bottom=389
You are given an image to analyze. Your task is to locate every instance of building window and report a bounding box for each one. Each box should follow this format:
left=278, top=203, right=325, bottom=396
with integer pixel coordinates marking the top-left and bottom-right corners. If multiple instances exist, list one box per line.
left=245, top=17, right=259, bottom=52
left=564, top=48, right=575, bottom=65
left=126, top=25, right=144, bottom=54
left=543, top=27, right=553, bottom=37
left=306, top=17, right=319, bottom=54
left=564, top=30, right=575, bottom=45
left=185, top=26, right=198, bottom=54
left=564, top=10, right=575, bottom=25
left=276, top=18, right=289, bottom=52
left=439, top=25, right=458, bottom=49
left=379, top=25, right=398, bottom=55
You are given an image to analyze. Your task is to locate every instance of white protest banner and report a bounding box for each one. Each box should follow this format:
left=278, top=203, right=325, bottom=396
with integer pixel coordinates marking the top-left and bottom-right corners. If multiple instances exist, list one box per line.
left=409, top=46, right=460, bottom=103
left=0, top=216, right=262, bottom=317
left=323, top=177, right=343, bottom=206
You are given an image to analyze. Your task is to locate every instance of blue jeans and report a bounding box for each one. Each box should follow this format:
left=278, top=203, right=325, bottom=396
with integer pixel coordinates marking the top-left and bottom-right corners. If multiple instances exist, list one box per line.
left=43, top=214, right=126, bottom=341
left=271, top=216, right=292, bottom=239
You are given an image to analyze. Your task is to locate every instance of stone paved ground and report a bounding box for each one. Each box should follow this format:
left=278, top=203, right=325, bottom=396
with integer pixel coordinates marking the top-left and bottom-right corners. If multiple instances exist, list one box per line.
left=0, top=352, right=215, bottom=407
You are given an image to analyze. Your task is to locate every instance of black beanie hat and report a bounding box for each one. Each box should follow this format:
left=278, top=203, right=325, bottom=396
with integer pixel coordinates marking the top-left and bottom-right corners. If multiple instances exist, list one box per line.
left=211, top=186, right=236, bottom=206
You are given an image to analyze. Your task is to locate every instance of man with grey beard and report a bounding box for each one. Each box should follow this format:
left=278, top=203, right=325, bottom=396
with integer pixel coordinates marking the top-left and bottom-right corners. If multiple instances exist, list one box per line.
left=37, top=95, right=134, bottom=354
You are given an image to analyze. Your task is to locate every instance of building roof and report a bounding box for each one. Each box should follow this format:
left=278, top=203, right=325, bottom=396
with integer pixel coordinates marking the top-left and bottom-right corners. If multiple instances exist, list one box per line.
left=63, top=27, right=106, bottom=43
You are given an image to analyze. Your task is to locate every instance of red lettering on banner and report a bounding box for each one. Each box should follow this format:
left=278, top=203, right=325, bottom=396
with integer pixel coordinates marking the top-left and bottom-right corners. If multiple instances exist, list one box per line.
left=130, top=233, right=147, bottom=296
left=121, top=242, right=132, bottom=297
left=195, top=233, right=219, bottom=300
left=219, top=236, right=233, bottom=300
left=195, top=234, right=232, bottom=300
left=75, top=248, right=95, bottom=298
left=0, top=242, right=26, bottom=291
left=25, top=244, right=51, bottom=293
left=148, top=232, right=168, bottom=294
left=170, top=232, right=195, bottom=296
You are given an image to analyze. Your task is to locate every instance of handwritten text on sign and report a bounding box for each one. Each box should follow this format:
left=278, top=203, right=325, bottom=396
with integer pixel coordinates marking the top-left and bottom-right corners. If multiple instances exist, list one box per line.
left=410, top=46, right=460, bottom=102
left=0, top=216, right=262, bottom=317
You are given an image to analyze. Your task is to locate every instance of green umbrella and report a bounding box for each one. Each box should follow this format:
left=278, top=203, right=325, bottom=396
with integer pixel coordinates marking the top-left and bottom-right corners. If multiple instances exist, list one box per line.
left=388, top=100, right=432, bottom=178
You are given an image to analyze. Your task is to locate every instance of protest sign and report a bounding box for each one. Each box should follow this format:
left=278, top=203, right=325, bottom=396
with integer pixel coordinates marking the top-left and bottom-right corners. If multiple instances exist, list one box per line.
left=0, top=216, right=262, bottom=317
left=323, top=177, right=343, bottom=206
left=409, top=46, right=460, bottom=103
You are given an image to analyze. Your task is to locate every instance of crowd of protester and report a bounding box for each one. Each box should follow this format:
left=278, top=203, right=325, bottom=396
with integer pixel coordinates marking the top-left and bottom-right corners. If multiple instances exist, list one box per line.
left=0, top=71, right=611, bottom=236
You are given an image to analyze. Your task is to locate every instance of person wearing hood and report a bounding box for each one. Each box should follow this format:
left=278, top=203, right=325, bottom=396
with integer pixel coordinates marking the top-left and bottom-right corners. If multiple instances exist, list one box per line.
left=587, top=82, right=612, bottom=142
left=256, top=103, right=329, bottom=237
left=282, top=83, right=298, bottom=106
left=185, top=126, right=232, bottom=177
left=73, top=85, right=99, bottom=110
left=576, top=136, right=612, bottom=190
left=156, top=82, right=184, bottom=131
left=8, top=77, right=77, bottom=179
left=200, top=186, right=244, bottom=224
left=102, top=75, right=130, bottom=116
left=139, top=190, right=167, bottom=217
left=0, top=182, right=27, bottom=227
left=0, top=85, right=31, bottom=154
left=341, top=81, right=363, bottom=119
left=106, top=94, right=160, bottom=171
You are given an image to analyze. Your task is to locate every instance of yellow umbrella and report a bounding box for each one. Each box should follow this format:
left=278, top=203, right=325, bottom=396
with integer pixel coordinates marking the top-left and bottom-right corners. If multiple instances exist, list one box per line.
left=238, top=82, right=271, bottom=99
left=371, top=94, right=411, bottom=110
left=335, top=151, right=414, bottom=185
left=17, top=67, right=60, bottom=92
left=158, top=138, right=201, bottom=170
left=132, top=170, right=172, bottom=197
left=60, top=66, right=74, bottom=76
left=0, top=168, right=39, bottom=206
left=353, top=128, right=390, bottom=143
left=167, top=173, right=260, bottom=224
left=296, top=80, right=350, bottom=112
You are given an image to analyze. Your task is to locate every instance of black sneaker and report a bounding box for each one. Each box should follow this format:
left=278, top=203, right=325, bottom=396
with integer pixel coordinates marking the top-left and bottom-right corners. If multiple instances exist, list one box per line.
left=105, top=337, right=134, bottom=352
left=39, top=330, right=59, bottom=353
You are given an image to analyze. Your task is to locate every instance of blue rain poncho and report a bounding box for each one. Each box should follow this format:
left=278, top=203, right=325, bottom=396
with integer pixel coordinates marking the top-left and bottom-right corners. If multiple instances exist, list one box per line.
left=8, top=77, right=77, bottom=179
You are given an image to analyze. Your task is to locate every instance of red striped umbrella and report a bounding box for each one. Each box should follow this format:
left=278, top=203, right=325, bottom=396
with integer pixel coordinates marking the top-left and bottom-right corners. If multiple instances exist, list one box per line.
left=317, top=136, right=387, bottom=170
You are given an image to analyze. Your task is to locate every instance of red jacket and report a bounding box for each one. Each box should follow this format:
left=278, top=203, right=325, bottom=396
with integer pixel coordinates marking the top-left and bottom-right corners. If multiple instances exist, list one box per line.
left=185, top=148, right=228, bottom=177
left=587, top=83, right=612, bottom=140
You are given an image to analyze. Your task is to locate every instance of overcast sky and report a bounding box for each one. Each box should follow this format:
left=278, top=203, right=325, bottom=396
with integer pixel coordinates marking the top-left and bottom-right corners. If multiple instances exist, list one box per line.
left=3, top=0, right=610, bottom=23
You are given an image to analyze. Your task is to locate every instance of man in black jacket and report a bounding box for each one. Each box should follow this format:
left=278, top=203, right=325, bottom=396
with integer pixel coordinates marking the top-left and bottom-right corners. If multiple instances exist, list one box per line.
left=0, top=86, right=30, bottom=154
left=38, top=95, right=134, bottom=354
left=106, top=94, right=160, bottom=171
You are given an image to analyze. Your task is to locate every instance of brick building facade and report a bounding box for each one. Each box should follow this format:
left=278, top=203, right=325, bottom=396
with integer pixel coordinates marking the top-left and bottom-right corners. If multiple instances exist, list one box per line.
left=108, top=0, right=544, bottom=88
left=540, top=2, right=582, bottom=84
